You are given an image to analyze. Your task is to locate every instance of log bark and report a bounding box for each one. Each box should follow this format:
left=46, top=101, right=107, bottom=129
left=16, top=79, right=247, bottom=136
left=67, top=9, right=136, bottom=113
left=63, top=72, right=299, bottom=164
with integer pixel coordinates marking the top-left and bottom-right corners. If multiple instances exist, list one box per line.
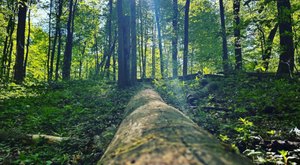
left=98, top=89, right=252, bottom=165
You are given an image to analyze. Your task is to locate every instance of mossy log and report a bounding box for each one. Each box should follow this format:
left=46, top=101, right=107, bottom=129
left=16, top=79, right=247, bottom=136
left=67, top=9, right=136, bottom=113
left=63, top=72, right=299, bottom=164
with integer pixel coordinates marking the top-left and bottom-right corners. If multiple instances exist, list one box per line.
left=98, top=89, right=252, bottom=165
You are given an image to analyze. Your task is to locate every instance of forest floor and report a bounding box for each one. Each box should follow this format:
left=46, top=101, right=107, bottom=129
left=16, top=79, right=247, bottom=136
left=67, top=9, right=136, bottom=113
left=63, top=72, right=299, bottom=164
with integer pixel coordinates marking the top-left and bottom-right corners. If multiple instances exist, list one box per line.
left=0, top=74, right=300, bottom=164
left=154, top=74, right=300, bottom=165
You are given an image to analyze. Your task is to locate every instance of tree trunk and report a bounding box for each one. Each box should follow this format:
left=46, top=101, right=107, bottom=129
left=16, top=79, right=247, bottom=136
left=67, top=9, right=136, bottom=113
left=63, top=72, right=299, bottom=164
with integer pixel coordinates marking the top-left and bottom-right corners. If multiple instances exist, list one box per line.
left=62, top=0, right=76, bottom=80
left=14, top=0, right=27, bottom=83
left=130, top=0, right=137, bottom=83
left=104, top=0, right=114, bottom=79
left=219, top=0, right=230, bottom=74
left=98, top=89, right=253, bottom=165
left=233, top=0, right=242, bottom=70
left=154, top=0, right=165, bottom=78
left=139, top=0, right=144, bottom=79
left=143, top=17, right=148, bottom=79
left=183, top=0, right=190, bottom=77
left=47, top=0, right=53, bottom=81
left=55, top=0, right=63, bottom=81
left=276, top=0, right=295, bottom=76
left=263, top=23, right=278, bottom=71
left=1, top=11, right=15, bottom=81
left=50, top=10, right=58, bottom=81
left=172, top=0, right=178, bottom=78
left=117, top=0, right=124, bottom=86
left=95, top=34, right=100, bottom=77
left=24, top=5, right=31, bottom=77
left=117, top=0, right=131, bottom=88
left=151, top=18, right=156, bottom=79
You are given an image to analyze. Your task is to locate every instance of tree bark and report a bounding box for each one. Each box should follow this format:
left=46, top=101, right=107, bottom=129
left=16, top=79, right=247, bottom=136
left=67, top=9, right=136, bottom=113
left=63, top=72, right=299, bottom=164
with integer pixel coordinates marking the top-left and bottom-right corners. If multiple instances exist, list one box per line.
left=183, top=0, right=190, bottom=77
left=262, top=23, right=278, bottom=71
left=55, top=0, right=63, bottom=81
left=233, top=0, right=242, bottom=70
left=14, top=0, right=27, bottom=83
left=219, top=0, right=230, bottom=74
left=24, top=4, right=31, bottom=77
left=98, top=89, right=253, bottom=165
left=130, top=0, right=137, bottom=83
left=117, top=0, right=131, bottom=88
left=139, top=0, right=145, bottom=79
left=151, top=18, right=156, bottom=79
left=172, top=0, right=178, bottom=78
left=1, top=6, right=15, bottom=81
left=62, top=0, right=77, bottom=80
left=104, top=0, right=114, bottom=79
left=276, top=0, right=295, bottom=76
left=47, top=0, right=53, bottom=81
left=154, top=0, right=165, bottom=78
left=143, top=17, right=148, bottom=80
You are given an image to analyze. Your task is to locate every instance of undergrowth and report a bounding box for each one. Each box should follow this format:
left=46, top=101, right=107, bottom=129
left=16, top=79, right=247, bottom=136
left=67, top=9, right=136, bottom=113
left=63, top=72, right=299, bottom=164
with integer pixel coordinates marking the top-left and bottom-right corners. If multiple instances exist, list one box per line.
left=0, top=80, right=137, bottom=164
left=154, top=74, right=300, bottom=164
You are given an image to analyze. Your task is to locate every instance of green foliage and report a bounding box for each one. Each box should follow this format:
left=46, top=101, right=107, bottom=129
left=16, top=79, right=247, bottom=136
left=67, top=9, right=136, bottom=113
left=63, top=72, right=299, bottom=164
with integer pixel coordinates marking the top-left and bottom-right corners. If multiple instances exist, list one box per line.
left=0, top=80, right=137, bottom=164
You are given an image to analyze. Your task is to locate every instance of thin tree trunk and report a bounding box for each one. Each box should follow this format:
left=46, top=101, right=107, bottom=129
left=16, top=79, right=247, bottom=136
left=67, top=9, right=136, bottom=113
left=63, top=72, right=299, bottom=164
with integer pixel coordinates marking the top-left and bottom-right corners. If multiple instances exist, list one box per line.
left=24, top=5, right=31, bottom=77
left=104, top=0, right=113, bottom=79
left=151, top=18, right=156, bottom=79
left=55, top=0, right=63, bottom=81
left=190, top=48, right=194, bottom=74
left=172, top=0, right=178, bottom=78
left=139, top=0, right=144, bottom=79
left=47, top=0, right=53, bottom=80
left=1, top=15, right=14, bottom=80
left=117, top=0, right=126, bottom=87
left=143, top=17, right=148, bottom=79
left=233, top=0, right=242, bottom=70
left=113, top=30, right=116, bottom=81
left=219, top=0, right=229, bottom=74
left=95, top=34, right=100, bottom=77
left=183, top=0, right=190, bottom=77
left=154, top=0, right=165, bottom=78
left=79, top=42, right=86, bottom=79
left=262, top=23, right=278, bottom=71
left=6, top=40, right=13, bottom=82
left=49, top=6, right=58, bottom=81
left=14, top=0, right=27, bottom=83
left=130, top=0, right=137, bottom=83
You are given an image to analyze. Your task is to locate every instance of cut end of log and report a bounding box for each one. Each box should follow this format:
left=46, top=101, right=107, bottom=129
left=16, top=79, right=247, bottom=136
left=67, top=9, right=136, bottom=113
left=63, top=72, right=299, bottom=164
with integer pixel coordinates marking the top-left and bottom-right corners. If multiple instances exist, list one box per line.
left=98, top=89, right=253, bottom=165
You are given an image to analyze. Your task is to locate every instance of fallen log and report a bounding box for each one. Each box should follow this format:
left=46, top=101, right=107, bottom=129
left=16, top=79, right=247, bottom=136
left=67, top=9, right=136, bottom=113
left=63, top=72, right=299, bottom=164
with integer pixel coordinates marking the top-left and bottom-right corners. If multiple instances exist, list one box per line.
left=98, top=89, right=252, bottom=165
left=0, top=129, right=68, bottom=144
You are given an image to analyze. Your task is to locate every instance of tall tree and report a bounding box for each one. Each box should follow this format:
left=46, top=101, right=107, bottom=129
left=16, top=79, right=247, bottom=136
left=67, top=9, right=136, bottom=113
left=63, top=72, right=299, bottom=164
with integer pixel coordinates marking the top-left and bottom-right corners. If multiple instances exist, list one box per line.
left=62, top=0, right=77, bottom=80
left=263, top=23, right=278, bottom=71
left=24, top=1, right=31, bottom=77
left=276, top=0, right=294, bottom=76
left=183, top=0, right=190, bottom=77
left=55, top=0, right=63, bottom=80
left=151, top=16, right=156, bottom=79
left=131, top=0, right=137, bottom=83
left=219, top=0, right=229, bottom=74
left=47, top=0, right=53, bottom=80
left=139, top=0, right=144, bottom=79
left=117, top=0, right=130, bottom=87
left=49, top=2, right=58, bottom=81
left=172, top=0, right=178, bottom=78
left=14, top=0, right=27, bottom=83
left=233, top=0, right=242, bottom=70
left=104, top=0, right=114, bottom=79
left=1, top=0, right=16, bottom=81
left=154, top=0, right=165, bottom=78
